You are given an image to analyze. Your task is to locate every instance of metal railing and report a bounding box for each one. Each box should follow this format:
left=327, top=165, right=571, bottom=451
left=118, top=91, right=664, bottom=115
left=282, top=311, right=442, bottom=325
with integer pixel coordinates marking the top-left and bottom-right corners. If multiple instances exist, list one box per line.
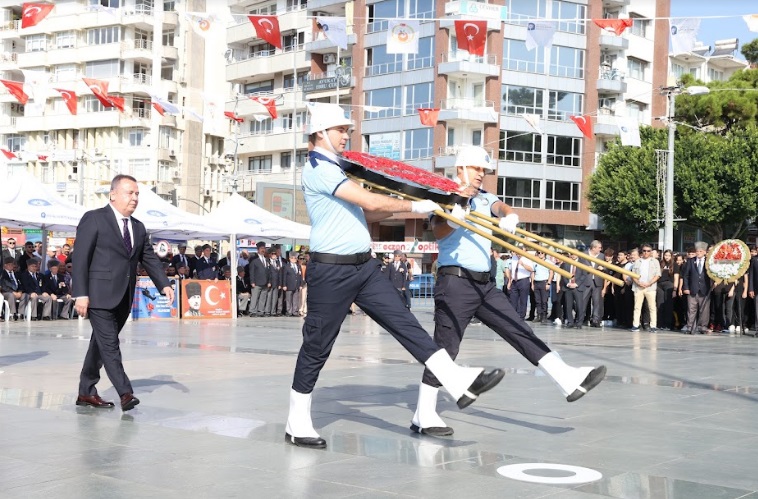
left=439, top=98, right=495, bottom=110
left=365, top=61, right=402, bottom=77
left=441, top=52, right=498, bottom=65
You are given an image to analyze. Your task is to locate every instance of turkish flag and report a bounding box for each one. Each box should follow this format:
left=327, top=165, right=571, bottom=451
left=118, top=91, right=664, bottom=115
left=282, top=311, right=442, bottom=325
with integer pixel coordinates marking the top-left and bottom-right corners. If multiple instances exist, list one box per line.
left=248, top=15, right=282, bottom=49
left=224, top=111, right=244, bottom=123
left=249, top=96, right=278, bottom=119
left=592, top=18, right=634, bottom=36
left=82, top=77, right=114, bottom=108
left=454, top=20, right=487, bottom=56
left=108, top=95, right=126, bottom=113
left=418, top=108, right=440, bottom=127
left=152, top=101, right=166, bottom=116
left=0, top=80, right=29, bottom=105
left=1, top=149, right=17, bottom=160
left=54, top=88, right=77, bottom=115
left=570, top=115, right=593, bottom=139
left=37, top=155, right=48, bottom=161
left=21, top=3, right=54, bottom=29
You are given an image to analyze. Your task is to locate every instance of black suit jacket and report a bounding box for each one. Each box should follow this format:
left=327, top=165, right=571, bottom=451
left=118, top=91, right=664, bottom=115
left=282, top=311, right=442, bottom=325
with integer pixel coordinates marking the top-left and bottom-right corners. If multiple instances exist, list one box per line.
left=171, top=253, right=191, bottom=272
left=43, top=272, right=70, bottom=296
left=682, top=257, right=711, bottom=296
left=283, top=261, right=302, bottom=290
left=0, top=269, right=21, bottom=293
left=236, top=276, right=251, bottom=294
left=19, top=271, right=44, bottom=294
left=72, top=205, right=169, bottom=310
left=388, top=261, right=409, bottom=289
left=748, top=256, right=758, bottom=294
left=248, top=254, right=270, bottom=287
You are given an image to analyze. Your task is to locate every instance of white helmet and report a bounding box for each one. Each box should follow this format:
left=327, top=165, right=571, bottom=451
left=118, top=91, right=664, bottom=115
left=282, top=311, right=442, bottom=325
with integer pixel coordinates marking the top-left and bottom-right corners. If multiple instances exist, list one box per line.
left=307, top=103, right=354, bottom=134
left=454, top=146, right=494, bottom=171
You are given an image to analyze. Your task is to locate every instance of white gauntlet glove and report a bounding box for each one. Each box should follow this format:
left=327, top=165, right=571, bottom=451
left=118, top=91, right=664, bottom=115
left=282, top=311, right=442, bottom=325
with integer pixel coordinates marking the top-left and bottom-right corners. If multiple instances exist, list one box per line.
left=410, top=199, right=442, bottom=214
left=499, top=213, right=519, bottom=234
left=447, top=204, right=469, bottom=229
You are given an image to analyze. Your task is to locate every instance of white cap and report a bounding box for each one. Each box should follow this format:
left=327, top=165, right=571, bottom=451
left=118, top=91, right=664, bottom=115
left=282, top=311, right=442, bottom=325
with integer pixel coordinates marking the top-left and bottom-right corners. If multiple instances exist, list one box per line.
left=454, top=146, right=494, bottom=171
left=307, top=103, right=354, bottom=134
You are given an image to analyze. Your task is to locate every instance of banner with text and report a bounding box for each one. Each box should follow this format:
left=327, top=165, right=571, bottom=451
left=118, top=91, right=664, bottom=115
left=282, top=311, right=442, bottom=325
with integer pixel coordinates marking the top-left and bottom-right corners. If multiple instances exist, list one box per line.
left=181, top=279, right=232, bottom=319
left=371, top=241, right=439, bottom=254
left=131, top=276, right=179, bottom=320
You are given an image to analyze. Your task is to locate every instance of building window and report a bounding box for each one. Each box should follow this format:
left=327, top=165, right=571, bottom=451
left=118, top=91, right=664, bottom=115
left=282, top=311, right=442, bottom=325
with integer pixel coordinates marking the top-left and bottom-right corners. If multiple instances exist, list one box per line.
left=24, top=34, right=48, bottom=52
left=162, top=29, right=175, bottom=46
left=553, top=0, right=586, bottom=34
left=6, top=134, right=26, bottom=152
left=249, top=42, right=276, bottom=58
left=548, top=91, right=583, bottom=121
left=135, top=0, right=152, bottom=14
left=671, top=63, right=685, bottom=78
left=404, top=128, right=432, bottom=160
left=630, top=14, right=650, bottom=38
left=502, top=85, right=543, bottom=115
left=282, top=112, right=306, bottom=131
left=283, top=71, right=307, bottom=90
left=366, top=45, right=402, bottom=76
left=56, top=31, right=76, bottom=49
left=365, top=87, right=402, bottom=119
left=285, top=0, right=306, bottom=11
left=367, top=0, right=401, bottom=33
left=281, top=150, right=308, bottom=169
left=547, top=136, right=581, bottom=167
left=546, top=181, right=579, bottom=211
left=248, top=3, right=276, bottom=15
left=40, top=163, right=53, bottom=183
left=159, top=126, right=176, bottom=149
left=85, top=59, right=120, bottom=78
left=128, top=158, right=151, bottom=179
left=503, top=38, right=545, bottom=73
left=498, top=177, right=541, bottom=209
left=409, top=0, right=434, bottom=19
left=627, top=100, right=647, bottom=122
left=89, top=0, right=122, bottom=7
left=248, top=155, right=272, bottom=173
left=708, top=68, right=724, bottom=81
left=404, top=82, right=433, bottom=115
left=550, top=46, right=584, bottom=78
left=83, top=95, right=117, bottom=113
left=158, top=161, right=172, bottom=181
left=507, top=0, right=548, bottom=21
left=244, top=80, right=274, bottom=95
left=408, top=36, right=434, bottom=70
left=128, top=129, right=149, bottom=147
left=627, top=57, right=647, bottom=81
left=500, top=131, right=542, bottom=163
left=87, top=26, right=120, bottom=45
left=283, top=32, right=305, bottom=52
left=53, top=64, right=78, bottom=83
left=163, top=0, right=176, bottom=11
left=249, top=118, right=273, bottom=135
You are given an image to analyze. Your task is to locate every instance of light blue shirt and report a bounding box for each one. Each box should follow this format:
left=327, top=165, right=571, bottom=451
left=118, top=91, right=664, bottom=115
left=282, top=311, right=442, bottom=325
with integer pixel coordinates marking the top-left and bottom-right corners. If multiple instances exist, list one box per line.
left=533, top=262, right=550, bottom=281
left=302, top=147, right=371, bottom=255
left=436, top=191, right=499, bottom=272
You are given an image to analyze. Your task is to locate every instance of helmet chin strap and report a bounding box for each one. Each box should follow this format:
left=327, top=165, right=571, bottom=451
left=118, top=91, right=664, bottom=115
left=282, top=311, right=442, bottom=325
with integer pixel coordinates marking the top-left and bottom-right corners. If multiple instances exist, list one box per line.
left=319, top=129, right=339, bottom=155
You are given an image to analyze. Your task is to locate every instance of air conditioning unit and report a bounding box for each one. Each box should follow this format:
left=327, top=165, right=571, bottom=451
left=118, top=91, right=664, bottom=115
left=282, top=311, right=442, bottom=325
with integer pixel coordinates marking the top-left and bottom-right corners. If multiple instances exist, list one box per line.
left=323, top=53, right=337, bottom=64
left=169, top=149, right=176, bottom=157
left=171, top=169, right=180, bottom=178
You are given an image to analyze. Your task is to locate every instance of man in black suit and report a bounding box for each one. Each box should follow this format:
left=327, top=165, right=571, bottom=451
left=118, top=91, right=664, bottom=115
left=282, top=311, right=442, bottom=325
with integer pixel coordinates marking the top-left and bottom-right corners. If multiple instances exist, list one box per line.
left=19, top=258, right=52, bottom=320
left=682, top=241, right=712, bottom=334
left=748, top=244, right=758, bottom=331
left=1, top=256, right=27, bottom=320
left=283, top=252, right=303, bottom=316
left=573, top=240, right=604, bottom=328
left=265, top=247, right=282, bottom=316
left=171, top=243, right=191, bottom=275
left=387, top=250, right=410, bottom=308
left=16, top=241, right=35, bottom=273
left=247, top=241, right=271, bottom=316
left=236, top=266, right=252, bottom=316
left=43, top=259, right=73, bottom=319
left=194, top=244, right=218, bottom=280
left=73, top=175, right=173, bottom=411
left=2, top=237, right=21, bottom=262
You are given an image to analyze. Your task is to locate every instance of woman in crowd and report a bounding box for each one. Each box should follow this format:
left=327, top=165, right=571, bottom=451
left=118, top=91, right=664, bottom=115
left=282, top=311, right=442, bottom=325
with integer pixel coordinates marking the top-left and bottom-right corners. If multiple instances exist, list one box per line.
left=657, top=250, right=676, bottom=330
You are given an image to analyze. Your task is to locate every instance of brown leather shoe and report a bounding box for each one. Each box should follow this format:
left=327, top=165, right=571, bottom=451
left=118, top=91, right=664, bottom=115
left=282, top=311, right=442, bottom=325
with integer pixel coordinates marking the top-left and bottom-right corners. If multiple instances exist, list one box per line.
left=76, top=394, right=115, bottom=408
left=120, top=393, right=140, bottom=411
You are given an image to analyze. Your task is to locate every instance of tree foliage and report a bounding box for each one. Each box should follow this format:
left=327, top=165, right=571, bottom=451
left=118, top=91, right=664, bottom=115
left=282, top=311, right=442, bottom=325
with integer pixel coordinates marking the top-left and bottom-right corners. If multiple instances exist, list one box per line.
left=675, top=70, right=758, bottom=133
left=742, top=38, right=758, bottom=65
left=588, top=126, right=758, bottom=244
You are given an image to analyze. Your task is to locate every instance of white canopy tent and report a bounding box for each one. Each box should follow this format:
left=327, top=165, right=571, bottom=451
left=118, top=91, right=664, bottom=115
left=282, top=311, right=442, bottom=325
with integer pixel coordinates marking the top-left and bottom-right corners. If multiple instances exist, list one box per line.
left=204, top=192, right=311, bottom=241
left=0, top=171, right=86, bottom=232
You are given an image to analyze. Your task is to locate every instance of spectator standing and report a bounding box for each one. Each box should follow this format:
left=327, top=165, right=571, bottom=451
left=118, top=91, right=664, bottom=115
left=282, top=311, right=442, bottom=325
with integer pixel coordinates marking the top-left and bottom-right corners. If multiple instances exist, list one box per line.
left=630, top=245, right=661, bottom=332
left=682, top=241, right=712, bottom=334
left=531, top=251, right=551, bottom=323
left=507, top=249, right=534, bottom=319
left=657, top=250, right=676, bottom=330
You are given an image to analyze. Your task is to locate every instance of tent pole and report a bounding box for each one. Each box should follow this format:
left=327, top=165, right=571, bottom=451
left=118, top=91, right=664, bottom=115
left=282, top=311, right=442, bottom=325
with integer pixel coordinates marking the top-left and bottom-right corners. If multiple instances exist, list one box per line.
left=230, top=233, right=237, bottom=320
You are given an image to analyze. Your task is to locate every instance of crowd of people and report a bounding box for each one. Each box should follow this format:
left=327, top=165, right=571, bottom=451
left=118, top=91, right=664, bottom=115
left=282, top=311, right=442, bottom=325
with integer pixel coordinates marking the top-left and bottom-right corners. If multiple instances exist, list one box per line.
left=488, top=241, right=758, bottom=335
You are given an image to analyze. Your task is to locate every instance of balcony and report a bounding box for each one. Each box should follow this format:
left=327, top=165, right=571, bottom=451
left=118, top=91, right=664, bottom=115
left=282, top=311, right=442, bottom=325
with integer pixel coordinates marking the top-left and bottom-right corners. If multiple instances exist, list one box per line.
left=306, top=0, right=347, bottom=12
left=0, top=20, right=21, bottom=38
left=236, top=130, right=307, bottom=155
left=161, top=44, right=179, bottom=61
left=15, top=49, right=48, bottom=67
left=436, top=145, right=495, bottom=169
left=594, top=112, right=620, bottom=137
left=121, top=39, right=153, bottom=63
left=438, top=99, right=498, bottom=124
left=163, top=11, right=179, bottom=26
left=305, top=31, right=357, bottom=55
left=443, top=1, right=505, bottom=29
left=16, top=111, right=123, bottom=131
left=603, top=0, right=630, bottom=7
left=599, top=34, right=629, bottom=52
left=0, top=51, right=18, bottom=70
left=227, top=8, right=306, bottom=45
left=0, top=115, right=17, bottom=133
left=437, top=52, right=499, bottom=77
left=596, top=69, right=627, bottom=94
left=121, top=6, right=155, bottom=29
left=118, top=73, right=153, bottom=94
left=226, top=48, right=308, bottom=83
left=71, top=42, right=122, bottom=63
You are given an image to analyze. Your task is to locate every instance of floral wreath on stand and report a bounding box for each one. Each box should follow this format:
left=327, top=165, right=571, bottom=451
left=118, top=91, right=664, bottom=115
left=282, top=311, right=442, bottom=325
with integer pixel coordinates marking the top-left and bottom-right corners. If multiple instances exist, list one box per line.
left=705, top=239, right=751, bottom=284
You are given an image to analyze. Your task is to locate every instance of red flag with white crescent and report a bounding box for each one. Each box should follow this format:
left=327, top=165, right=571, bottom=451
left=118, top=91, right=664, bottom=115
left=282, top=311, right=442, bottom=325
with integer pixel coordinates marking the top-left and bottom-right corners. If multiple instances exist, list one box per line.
left=0, top=80, right=29, bottom=105
left=21, top=3, right=54, bottom=29
left=570, top=115, right=593, bottom=139
left=454, top=20, right=487, bottom=56
left=1, top=148, right=17, bottom=160
left=249, top=96, right=278, bottom=119
left=224, top=111, right=244, bottom=123
left=418, top=108, right=440, bottom=127
left=108, top=95, right=126, bottom=113
left=82, top=77, right=114, bottom=108
left=54, top=88, right=77, bottom=115
left=248, top=15, right=282, bottom=49
left=592, top=18, right=634, bottom=36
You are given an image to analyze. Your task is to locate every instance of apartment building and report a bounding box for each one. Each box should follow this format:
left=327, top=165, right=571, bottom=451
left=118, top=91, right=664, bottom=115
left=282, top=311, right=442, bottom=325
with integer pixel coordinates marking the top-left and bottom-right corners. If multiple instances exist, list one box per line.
left=0, top=0, right=226, bottom=215
left=223, top=0, right=673, bottom=245
left=670, top=38, right=748, bottom=83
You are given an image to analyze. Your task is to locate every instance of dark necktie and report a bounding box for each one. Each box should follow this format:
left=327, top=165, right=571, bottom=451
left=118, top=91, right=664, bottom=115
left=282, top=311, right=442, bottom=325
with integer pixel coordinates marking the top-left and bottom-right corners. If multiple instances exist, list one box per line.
left=122, top=218, right=132, bottom=253
left=10, top=271, right=16, bottom=287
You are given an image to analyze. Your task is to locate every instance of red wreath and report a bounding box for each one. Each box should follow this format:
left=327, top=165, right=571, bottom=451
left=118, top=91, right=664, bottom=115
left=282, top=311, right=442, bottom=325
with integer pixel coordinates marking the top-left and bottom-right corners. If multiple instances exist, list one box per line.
left=343, top=151, right=460, bottom=193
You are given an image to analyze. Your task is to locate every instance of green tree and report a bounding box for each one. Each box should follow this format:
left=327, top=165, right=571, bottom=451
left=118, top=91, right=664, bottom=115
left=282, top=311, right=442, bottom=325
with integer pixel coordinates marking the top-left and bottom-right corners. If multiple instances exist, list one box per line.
left=588, top=126, right=758, bottom=243
left=742, top=38, right=758, bottom=65
left=675, top=71, right=758, bottom=133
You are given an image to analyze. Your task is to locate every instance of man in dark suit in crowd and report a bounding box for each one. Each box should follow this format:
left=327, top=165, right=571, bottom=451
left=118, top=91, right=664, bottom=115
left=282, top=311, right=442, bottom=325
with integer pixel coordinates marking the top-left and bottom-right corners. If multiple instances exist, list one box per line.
left=283, top=251, right=303, bottom=316
left=748, top=244, right=758, bottom=331
left=171, top=243, right=192, bottom=275
left=574, top=240, right=604, bottom=328
left=73, top=174, right=173, bottom=411
left=43, top=259, right=73, bottom=319
left=387, top=250, right=410, bottom=308
left=2, top=237, right=21, bottom=262
left=194, top=244, right=218, bottom=280
left=19, top=258, right=52, bottom=321
left=247, top=241, right=271, bottom=317
left=236, top=266, right=251, bottom=316
left=265, top=247, right=283, bottom=316
left=1, top=256, right=28, bottom=320
left=16, top=241, right=35, bottom=273
left=682, top=241, right=713, bottom=334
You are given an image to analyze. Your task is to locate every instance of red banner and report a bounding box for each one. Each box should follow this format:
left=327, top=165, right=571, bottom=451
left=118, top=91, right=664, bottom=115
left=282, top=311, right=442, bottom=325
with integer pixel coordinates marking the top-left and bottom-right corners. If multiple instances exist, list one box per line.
left=181, top=279, right=232, bottom=319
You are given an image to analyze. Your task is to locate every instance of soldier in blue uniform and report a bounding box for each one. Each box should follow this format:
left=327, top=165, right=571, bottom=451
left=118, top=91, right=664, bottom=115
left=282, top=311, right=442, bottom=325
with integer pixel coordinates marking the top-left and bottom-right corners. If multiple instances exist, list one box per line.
left=285, top=104, right=505, bottom=449
left=410, top=146, right=607, bottom=436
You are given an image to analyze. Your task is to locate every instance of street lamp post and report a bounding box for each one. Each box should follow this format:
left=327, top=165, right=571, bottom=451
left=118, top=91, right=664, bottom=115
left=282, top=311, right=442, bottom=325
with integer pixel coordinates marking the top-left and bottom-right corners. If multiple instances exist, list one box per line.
left=663, top=85, right=679, bottom=251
